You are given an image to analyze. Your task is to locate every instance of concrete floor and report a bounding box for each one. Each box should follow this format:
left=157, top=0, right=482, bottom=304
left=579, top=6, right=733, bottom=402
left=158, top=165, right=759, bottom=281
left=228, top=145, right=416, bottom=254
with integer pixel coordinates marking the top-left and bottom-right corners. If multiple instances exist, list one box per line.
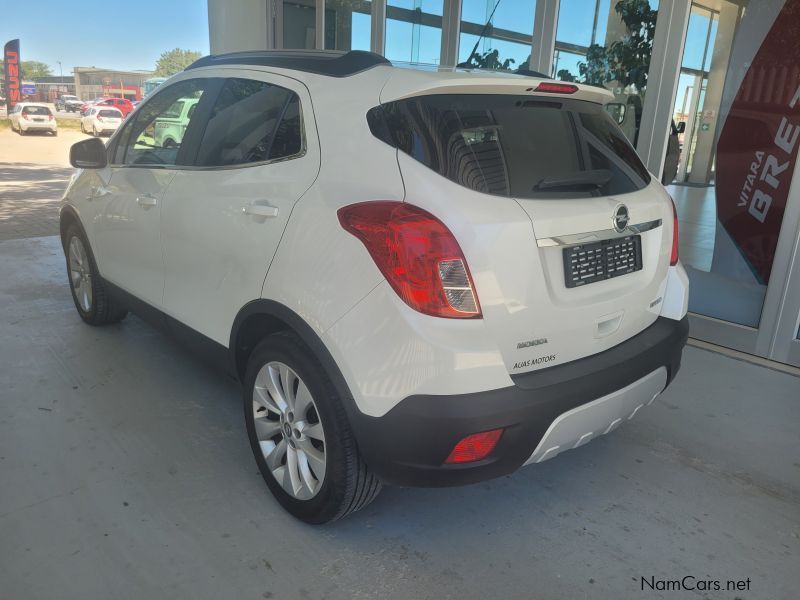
left=1, top=236, right=799, bottom=600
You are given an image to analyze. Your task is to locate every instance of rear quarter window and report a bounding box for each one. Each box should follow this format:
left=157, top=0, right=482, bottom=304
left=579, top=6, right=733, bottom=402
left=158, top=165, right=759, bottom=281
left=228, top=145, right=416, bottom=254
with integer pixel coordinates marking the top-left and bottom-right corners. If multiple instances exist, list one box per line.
left=367, top=94, right=651, bottom=198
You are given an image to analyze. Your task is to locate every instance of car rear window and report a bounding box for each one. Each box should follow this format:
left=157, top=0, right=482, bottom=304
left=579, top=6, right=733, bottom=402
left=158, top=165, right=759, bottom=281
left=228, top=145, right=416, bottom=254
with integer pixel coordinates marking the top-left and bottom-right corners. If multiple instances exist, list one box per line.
left=367, top=94, right=651, bottom=198
left=23, top=106, right=51, bottom=116
left=99, top=109, right=121, bottom=118
left=163, top=100, right=185, bottom=119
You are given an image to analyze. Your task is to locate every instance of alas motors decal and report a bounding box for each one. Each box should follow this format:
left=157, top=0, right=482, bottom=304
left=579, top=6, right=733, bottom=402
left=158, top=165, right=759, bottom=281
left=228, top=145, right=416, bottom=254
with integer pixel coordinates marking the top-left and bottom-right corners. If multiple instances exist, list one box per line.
left=715, top=0, right=800, bottom=284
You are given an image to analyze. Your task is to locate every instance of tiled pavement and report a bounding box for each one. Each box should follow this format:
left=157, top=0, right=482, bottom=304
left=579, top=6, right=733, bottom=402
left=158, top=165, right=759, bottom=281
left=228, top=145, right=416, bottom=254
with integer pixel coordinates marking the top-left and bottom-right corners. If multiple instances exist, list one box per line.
left=0, top=163, right=72, bottom=241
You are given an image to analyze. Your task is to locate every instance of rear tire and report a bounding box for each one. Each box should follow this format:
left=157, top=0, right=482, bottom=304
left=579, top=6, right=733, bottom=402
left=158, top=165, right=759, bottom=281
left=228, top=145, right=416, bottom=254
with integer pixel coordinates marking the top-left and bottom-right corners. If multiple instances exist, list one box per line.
left=243, top=332, right=381, bottom=524
left=64, top=223, right=128, bottom=326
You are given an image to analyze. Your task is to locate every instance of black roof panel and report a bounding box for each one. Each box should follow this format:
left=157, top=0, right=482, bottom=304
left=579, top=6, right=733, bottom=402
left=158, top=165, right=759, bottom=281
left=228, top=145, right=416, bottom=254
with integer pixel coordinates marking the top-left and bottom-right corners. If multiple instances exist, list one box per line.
left=186, top=50, right=391, bottom=77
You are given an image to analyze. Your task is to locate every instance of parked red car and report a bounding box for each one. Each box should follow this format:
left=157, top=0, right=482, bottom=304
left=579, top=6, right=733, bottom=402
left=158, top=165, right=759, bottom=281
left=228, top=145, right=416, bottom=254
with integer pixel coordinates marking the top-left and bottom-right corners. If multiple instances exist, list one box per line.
left=94, top=97, right=135, bottom=117
left=80, top=97, right=134, bottom=117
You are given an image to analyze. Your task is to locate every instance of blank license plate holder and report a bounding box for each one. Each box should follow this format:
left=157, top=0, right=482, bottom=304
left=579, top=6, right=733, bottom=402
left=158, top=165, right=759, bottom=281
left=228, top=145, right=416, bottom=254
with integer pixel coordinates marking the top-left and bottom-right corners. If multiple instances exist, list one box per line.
left=563, top=235, right=642, bottom=288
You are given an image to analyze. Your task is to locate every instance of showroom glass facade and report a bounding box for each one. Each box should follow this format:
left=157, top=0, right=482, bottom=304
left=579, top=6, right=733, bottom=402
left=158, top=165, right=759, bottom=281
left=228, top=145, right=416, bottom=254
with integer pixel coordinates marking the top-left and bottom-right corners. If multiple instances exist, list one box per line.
left=458, top=0, right=536, bottom=68
left=325, top=0, right=372, bottom=51
left=208, top=0, right=800, bottom=366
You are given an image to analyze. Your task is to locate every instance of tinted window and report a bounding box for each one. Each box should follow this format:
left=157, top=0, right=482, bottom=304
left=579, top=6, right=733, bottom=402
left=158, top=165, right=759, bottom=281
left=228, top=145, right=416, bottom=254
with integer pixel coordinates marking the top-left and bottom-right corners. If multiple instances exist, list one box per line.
left=194, top=78, right=302, bottom=167
left=368, top=94, right=651, bottom=198
left=117, top=79, right=206, bottom=166
left=99, top=109, right=121, bottom=118
left=23, top=106, right=51, bottom=116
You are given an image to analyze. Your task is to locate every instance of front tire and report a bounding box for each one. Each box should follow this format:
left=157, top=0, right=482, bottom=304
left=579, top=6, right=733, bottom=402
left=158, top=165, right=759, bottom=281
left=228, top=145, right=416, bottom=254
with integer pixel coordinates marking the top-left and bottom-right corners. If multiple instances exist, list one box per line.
left=244, top=332, right=381, bottom=524
left=64, top=223, right=128, bottom=325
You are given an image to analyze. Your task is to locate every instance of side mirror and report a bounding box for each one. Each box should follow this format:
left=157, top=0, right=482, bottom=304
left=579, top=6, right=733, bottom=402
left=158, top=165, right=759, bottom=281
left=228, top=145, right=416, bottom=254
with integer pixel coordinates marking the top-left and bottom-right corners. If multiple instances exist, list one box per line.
left=676, top=121, right=686, bottom=134
left=605, top=102, right=626, bottom=125
left=70, top=137, right=108, bottom=169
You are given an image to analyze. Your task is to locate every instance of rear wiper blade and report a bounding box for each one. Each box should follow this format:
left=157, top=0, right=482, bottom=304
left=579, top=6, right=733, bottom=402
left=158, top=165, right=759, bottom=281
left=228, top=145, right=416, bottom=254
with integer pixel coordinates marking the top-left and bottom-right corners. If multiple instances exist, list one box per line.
left=533, top=169, right=612, bottom=191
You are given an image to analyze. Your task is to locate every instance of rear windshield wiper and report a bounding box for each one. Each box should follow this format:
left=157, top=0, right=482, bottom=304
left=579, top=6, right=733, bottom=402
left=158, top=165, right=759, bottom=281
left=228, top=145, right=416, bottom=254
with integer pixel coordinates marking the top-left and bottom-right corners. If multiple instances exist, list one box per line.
left=533, top=169, right=612, bottom=192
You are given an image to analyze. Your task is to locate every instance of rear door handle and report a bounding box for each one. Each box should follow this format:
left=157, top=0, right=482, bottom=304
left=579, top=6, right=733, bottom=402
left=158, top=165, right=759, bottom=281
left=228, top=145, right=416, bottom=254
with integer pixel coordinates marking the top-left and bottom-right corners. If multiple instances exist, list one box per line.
left=136, top=194, right=157, bottom=207
left=242, top=202, right=279, bottom=218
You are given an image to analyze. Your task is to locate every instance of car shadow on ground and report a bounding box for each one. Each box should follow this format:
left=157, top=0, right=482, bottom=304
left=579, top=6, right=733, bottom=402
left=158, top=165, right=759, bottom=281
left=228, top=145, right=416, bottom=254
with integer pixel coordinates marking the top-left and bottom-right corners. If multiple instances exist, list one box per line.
left=0, top=163, right=73, bottom=240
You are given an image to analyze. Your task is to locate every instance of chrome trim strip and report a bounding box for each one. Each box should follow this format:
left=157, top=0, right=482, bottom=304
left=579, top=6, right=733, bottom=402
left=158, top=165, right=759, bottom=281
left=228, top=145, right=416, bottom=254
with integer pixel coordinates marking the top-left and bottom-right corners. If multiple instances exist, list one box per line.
left=536, top=219, right=662, bottom=247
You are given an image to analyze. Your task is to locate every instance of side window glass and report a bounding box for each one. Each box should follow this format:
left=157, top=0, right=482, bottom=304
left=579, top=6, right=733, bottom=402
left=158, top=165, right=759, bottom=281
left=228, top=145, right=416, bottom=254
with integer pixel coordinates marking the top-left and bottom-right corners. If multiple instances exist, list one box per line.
left=122, top=79, right=206, bottom=167
left=269, top=94, right=302, bottom=160
left=195, top=78, right=303, bottom=167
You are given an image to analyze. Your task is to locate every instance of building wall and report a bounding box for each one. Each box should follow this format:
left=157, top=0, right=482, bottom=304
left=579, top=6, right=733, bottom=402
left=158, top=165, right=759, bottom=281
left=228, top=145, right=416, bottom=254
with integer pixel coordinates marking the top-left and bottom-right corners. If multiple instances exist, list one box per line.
left=73, top=68, right=152, bottom=101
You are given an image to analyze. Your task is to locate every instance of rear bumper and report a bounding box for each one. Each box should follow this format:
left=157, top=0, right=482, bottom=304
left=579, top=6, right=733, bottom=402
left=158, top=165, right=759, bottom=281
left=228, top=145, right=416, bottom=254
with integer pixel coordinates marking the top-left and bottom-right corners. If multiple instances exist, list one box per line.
left=21, top=122, right=56, bottom=131
left=352, top=315, right=689, bottom=487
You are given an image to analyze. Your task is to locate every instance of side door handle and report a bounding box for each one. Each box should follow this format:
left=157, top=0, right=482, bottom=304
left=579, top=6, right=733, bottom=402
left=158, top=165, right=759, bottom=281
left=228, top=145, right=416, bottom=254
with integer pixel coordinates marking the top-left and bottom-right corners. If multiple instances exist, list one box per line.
left=242, top=202, right=279, bottom=219
left=136, top=194, right=158, bottom=208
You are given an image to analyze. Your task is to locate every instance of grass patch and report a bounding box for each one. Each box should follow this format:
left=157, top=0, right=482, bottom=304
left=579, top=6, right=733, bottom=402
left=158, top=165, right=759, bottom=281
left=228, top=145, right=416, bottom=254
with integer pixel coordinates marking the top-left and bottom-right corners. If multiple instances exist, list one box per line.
left=57, top=119, right=81, bottom=131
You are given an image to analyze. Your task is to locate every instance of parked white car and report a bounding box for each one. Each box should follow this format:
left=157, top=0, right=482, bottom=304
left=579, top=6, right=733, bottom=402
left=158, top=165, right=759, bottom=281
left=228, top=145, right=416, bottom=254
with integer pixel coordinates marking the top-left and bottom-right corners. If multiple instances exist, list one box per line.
left=9, top=103, right=57, bottom=135
left=81, top=106, right=123, bottom=137
left=60, top=51, right=689, bottom=524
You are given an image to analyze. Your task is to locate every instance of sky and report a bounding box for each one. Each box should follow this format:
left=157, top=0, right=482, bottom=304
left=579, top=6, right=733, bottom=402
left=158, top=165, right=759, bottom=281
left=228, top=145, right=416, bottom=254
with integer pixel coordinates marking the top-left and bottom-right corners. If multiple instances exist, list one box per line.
left=0, top=0, right=210, bottom=75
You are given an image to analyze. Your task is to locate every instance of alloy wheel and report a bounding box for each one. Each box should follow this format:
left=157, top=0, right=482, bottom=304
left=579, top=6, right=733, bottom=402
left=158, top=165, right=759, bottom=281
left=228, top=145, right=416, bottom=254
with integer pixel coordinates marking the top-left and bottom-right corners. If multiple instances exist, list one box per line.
left=68, top=236, right=93, bottom=312
left=252, top=361, right=327, bottom=500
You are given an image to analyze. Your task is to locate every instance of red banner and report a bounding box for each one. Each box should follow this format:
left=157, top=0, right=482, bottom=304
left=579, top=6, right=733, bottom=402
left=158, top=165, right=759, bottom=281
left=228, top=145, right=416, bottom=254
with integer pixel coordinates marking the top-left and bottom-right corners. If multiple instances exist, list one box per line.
left=715, top=0, right=800, bottom=284
left=3, top=39, right=21, bottom=112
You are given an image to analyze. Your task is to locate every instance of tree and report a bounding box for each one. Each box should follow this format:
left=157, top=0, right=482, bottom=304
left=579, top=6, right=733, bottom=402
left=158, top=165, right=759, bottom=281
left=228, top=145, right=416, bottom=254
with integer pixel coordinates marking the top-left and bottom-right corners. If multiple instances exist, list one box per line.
left=461, top=48, right=516, bottom=72
left=562, top=0, right=658, bottom=94
left=154, top=49, right=202, bottom=77
left=20, top=61, right=53, bottom=79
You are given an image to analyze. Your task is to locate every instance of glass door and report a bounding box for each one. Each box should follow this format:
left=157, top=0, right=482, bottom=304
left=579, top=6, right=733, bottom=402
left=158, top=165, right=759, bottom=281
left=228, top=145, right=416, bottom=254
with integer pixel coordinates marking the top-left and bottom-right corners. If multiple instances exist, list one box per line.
left=664, top=0, right=800, bottom=365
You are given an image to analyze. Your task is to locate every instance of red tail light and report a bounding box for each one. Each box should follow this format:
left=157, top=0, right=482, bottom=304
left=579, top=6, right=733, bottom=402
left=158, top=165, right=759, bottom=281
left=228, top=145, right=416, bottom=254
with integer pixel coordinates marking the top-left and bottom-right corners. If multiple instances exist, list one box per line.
left=670, top=197, right=679, bottom=266
left=97, top=116, right=103, bottom=122
left=534, top=82, right=578, bottom=94
left=445, top=429, right=504, bottom=464
left=338, top=201, right=481, bottom=319
left=48, top=114, right=53, bottom=121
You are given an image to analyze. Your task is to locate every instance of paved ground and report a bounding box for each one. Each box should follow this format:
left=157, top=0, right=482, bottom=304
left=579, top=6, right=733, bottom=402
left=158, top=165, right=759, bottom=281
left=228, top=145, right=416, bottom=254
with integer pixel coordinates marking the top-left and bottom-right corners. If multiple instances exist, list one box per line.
left=0, top=129, right=83, bottom=241
left=1, top=235, right=798, bottom=600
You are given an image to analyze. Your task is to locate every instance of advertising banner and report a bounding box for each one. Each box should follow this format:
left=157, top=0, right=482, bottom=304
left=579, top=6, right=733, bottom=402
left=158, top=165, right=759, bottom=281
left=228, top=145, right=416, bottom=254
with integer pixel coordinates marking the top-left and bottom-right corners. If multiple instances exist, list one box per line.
left=715, top=0, right=800, bottom=284
left=3, top=39, right=21, bottom=112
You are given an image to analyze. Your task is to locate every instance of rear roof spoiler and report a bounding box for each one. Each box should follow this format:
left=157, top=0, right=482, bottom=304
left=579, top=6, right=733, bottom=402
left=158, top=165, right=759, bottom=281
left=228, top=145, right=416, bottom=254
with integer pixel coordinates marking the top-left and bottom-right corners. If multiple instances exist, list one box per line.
left=380, top=69, right=614, bottom=105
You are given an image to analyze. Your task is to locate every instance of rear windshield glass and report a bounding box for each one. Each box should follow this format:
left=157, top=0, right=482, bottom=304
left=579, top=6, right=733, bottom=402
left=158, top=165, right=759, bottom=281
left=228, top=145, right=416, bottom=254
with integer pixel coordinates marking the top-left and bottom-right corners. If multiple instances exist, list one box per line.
left=367, top=94, right=651, bottom=198
left=99, top=109, right=121, bottom=118
left=23, top=106, right=51, bottom=116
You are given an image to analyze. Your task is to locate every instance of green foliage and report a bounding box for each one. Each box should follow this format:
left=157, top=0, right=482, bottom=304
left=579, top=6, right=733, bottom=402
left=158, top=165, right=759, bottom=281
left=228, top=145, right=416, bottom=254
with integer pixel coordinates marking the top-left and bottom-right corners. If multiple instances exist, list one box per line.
left=563, top=0, right=658, bottom=93
left=556, top=69, right=576, bottom=83
left=463, top=48, right=516, bottom=72
left=154, top=49, right=203, bottom=77
left=20, top=61, right=53, bottom=79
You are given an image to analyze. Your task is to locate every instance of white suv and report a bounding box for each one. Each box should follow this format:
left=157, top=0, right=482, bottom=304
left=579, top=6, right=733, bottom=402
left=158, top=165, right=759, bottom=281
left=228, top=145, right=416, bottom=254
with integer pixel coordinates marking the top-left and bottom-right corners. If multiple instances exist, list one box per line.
left=61, top=50, right=689, bottom=523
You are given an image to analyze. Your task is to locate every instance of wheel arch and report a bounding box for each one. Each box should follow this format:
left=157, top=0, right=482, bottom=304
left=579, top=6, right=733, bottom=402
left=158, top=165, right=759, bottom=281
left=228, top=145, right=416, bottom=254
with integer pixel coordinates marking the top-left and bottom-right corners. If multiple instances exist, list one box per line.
left=59, top=204, right=86, bottom=248
left=230, top=300, right=359, bottom=418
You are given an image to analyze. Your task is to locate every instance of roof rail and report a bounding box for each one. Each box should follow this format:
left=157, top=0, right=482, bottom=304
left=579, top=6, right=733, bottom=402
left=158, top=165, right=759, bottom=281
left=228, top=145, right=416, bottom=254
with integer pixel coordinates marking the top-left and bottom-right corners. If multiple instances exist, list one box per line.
left=185, top=50, right=391, bottom=77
